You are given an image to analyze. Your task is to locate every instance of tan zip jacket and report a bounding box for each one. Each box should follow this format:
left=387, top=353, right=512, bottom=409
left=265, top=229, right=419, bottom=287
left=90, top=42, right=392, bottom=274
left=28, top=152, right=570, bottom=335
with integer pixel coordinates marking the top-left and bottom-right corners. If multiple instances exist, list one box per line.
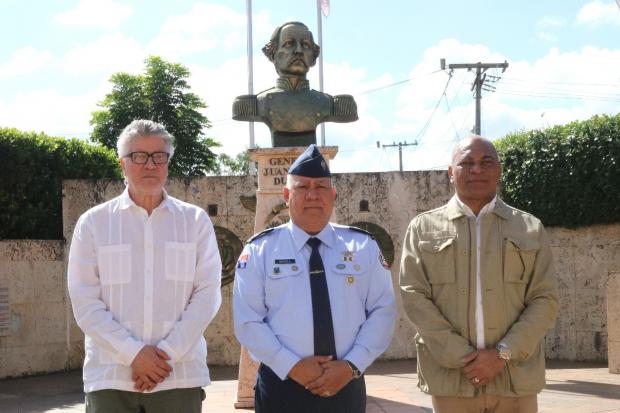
left=399, top=196, right=559, bottom=397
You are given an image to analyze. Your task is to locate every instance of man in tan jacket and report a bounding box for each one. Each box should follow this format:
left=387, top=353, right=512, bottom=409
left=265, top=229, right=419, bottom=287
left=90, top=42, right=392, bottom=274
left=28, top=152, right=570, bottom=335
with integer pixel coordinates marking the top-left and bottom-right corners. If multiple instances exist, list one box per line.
left=399, top=135, right=558, bottom=413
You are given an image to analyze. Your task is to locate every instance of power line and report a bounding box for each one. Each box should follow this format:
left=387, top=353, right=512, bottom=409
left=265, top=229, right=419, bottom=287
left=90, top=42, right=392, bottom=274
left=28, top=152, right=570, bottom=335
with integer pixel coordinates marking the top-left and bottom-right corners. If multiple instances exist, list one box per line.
left=357, top=69, right=443, bottom=95
left=414, top=73, right=453, bottom=143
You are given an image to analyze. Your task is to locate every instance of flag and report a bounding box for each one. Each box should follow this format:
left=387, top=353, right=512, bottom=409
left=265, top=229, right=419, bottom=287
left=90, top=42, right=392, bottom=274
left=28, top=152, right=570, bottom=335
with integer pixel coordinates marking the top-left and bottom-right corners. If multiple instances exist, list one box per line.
left=320, top=0, right=330, bottom=17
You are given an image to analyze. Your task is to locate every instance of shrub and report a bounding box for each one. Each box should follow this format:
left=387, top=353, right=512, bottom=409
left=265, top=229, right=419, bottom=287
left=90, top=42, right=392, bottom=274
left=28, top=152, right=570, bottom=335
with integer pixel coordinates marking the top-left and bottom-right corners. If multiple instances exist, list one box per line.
left=495, top=113, right=620, bottom=228
left=0, top=128, right=121, bottom=239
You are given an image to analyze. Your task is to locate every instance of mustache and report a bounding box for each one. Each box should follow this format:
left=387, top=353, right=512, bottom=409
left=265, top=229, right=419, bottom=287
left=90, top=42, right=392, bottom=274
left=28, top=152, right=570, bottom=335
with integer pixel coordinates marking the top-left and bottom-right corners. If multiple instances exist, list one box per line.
left=288, top=56, right=308, bottom=67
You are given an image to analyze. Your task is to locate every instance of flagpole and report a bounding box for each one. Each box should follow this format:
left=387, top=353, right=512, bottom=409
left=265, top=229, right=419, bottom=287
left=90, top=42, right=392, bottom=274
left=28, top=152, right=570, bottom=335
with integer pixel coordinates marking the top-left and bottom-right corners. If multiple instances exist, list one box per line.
left=316, top=0, right=326, bottom=146
left=246, top=0, right=255, bottom=149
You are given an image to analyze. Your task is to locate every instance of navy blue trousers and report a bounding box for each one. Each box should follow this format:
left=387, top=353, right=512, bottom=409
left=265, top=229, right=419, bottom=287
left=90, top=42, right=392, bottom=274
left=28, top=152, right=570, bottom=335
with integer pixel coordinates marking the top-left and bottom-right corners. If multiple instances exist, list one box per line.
left=255, top=364, right=366, bottom=413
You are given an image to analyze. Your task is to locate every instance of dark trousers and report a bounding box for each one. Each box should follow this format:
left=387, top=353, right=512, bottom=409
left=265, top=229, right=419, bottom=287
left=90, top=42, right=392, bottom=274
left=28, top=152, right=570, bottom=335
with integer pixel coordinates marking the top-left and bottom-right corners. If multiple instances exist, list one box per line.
left=255, top=364, right=366, bottom=413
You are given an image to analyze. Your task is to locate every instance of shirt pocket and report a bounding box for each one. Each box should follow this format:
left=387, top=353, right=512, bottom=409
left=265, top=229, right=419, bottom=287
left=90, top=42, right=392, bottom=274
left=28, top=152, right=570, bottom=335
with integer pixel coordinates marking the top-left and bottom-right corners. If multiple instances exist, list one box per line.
left=165, top=242, right=197, bottom=282
left=97, top=244, right=132, bottom=285
left=503, top=238, right=539, bottom=284
left=419, top=237, right=456, bottom=284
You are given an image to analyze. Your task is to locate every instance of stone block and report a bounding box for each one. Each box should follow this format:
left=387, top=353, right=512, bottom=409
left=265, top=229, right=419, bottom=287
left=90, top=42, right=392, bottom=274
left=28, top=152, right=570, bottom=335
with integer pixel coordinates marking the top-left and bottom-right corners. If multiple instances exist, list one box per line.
left=555, top=287, right=575, bottom=331
left=205, top=285, right=232, bottom=338
left=32, top=261, right=65, bottom=303
left=3, top=262, right=34, bottom=304
left=34, top=301, right=66, bottom=345
left=545, top=328, right=575, bottom=360
left=207, top=331, right=241, bottom=366
left=574, top=244, right=615, bottom=290
left=609, top=340, right=620, bottom=373
left=3, top=303, right=37, bottom=347
left=574, top=288, right=606, bottom=331
left=575, top=330, right=607, bottom=361
left=608, top=272, right=620, bottom=342
left=551, top=246, right=575, bottom=289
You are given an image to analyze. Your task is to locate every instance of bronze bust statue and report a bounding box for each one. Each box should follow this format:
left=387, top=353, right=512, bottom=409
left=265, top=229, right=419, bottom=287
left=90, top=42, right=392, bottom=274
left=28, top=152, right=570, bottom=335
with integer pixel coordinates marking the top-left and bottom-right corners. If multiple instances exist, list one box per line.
left=232, top=21, right=358, bottom=147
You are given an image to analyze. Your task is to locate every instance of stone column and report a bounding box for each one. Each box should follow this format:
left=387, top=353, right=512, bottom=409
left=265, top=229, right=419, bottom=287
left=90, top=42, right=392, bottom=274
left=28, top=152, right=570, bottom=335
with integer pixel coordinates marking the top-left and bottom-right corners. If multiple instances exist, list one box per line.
left=234, top=146, right=338, bottom=408
left=608, top=271, right=620, bottom=373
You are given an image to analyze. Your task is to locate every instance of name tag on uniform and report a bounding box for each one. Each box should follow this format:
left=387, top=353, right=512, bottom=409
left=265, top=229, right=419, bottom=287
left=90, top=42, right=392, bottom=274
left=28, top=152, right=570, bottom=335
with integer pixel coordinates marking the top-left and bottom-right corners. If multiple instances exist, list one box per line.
left=275, top=259, right=296, bottom=264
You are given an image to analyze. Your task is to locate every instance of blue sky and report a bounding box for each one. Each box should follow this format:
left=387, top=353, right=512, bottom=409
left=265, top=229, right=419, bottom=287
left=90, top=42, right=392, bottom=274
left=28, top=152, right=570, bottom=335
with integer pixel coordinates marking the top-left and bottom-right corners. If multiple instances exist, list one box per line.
left=1, top=0, right=619, bottom=172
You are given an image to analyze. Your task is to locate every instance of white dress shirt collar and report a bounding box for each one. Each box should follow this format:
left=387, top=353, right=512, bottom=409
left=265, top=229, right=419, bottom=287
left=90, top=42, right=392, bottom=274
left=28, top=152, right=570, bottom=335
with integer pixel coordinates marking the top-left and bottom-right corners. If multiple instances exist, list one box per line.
left=287, top=220, right=336, bottom=251
left=455, top=194, right=497, bottom=219
left=118, top=187, right=174, bottom=212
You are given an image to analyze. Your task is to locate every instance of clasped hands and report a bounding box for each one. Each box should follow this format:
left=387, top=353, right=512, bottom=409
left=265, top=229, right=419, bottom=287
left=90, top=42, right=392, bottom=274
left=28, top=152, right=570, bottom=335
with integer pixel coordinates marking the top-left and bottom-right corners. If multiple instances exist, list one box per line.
left=130, top=345, right=172, bottom=392
left=461, top=349, right=507, bottom=388
left=288, top=356, right=354, bottom=398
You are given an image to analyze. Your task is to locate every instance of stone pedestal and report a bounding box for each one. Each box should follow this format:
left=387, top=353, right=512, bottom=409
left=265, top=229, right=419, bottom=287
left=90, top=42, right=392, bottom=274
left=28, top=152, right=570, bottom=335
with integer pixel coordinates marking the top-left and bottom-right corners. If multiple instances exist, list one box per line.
left=234, top=146, right=338, bottom=408
left=608, top=271, right=620, bottom=373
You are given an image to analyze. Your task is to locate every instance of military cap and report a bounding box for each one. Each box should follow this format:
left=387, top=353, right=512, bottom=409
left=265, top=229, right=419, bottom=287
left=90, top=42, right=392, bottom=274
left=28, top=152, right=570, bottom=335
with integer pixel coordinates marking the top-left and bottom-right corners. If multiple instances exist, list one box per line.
left=288, top=144, right=331, bottom=177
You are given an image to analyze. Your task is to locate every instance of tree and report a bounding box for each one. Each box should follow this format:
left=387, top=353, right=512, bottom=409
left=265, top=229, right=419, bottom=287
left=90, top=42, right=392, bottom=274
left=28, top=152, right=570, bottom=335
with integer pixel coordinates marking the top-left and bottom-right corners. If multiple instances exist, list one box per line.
left=213, top=150, right=253, bottom=176
left=90, top=56, right=219, bottom=176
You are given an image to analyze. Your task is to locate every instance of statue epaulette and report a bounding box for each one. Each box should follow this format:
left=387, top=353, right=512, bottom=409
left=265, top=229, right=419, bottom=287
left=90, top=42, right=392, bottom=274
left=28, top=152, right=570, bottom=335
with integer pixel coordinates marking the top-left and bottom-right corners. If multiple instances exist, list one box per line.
left=232, top=94, right=259, bottom=120
left=348, top=226, right=375, bottom=239
left=246, top=228, right=275, bottom=243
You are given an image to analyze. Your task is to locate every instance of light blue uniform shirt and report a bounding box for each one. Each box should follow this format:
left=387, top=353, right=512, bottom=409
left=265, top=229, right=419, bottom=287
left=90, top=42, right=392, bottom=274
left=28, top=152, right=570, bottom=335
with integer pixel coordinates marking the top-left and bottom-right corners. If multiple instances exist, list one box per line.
left=233, top=220, right=397, bottom=380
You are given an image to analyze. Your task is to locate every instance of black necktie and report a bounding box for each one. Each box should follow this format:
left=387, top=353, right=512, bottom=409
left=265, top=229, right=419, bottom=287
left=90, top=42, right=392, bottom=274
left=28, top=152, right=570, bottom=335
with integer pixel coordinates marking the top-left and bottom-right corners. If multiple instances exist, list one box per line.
left=307, top=237, right=337, bottom=358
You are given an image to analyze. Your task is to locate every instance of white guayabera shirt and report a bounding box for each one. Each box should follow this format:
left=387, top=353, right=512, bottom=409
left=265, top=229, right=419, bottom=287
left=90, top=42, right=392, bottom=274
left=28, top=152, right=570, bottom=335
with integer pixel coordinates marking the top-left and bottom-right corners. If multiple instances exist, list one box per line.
left=68, top=188, right=222, bottom=393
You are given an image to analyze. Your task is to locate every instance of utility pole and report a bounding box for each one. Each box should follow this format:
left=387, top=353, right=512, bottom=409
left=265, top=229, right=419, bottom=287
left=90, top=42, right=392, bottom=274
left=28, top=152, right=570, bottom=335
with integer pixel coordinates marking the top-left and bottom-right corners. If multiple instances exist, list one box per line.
left=377, top=140, right=418, bottom=172
left=440, top=59, right=508, bottom=135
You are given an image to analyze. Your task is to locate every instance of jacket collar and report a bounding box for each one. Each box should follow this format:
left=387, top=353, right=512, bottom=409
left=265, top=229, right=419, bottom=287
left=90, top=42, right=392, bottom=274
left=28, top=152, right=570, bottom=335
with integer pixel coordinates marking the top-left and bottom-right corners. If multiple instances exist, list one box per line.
left=446, top=194, right=510, bottom=220
left=276, top=77, right=310, bottom=92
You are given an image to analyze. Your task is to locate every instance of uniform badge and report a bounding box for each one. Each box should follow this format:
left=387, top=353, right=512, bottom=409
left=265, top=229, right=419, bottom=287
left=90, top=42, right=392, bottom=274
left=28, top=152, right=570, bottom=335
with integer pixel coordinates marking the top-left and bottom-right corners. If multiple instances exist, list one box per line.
left=291, top=265, right=299, bottom=271
left=347, top=276, right=355, bottom=284
left=336, top=263, right=346, bottom=270
left=342, top=251, right=354, bottom=262
left=379, top=251, right=390, bottom=269
left=273, top=267, right=280, bottom=274
left=275, top=259, right=296, bottom=264
left=353, top=264, right=361, bottom=271
left=237, top=254, right=249, bottom=269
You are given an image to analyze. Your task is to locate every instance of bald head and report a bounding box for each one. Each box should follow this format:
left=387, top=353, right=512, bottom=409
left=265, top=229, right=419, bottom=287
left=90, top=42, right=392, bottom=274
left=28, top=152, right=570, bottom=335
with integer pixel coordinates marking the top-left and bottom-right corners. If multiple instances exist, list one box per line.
left=451, top=135, right=499, bottom=165
left=448, top=135, right=502, bottom=215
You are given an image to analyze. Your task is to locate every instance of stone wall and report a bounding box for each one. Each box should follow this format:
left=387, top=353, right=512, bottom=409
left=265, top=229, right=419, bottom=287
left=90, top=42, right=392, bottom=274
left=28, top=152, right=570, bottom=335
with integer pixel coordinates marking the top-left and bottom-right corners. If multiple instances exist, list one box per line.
left=546, top=226, right=620, bottom=361
left=0, top=240, right=67, bottom=377
left=1, top=171, right=618, bottom=378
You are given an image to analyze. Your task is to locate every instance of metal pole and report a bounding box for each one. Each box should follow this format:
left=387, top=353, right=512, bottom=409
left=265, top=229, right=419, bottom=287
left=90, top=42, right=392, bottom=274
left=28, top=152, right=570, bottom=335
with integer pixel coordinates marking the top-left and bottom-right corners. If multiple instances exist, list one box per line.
left=474, top=65, right=481, bottom=135
left=317, top=0, right=325, bottom=146
left=398, top=143, right=403, bottom=172
left=246, top=0, right=255, bottom=149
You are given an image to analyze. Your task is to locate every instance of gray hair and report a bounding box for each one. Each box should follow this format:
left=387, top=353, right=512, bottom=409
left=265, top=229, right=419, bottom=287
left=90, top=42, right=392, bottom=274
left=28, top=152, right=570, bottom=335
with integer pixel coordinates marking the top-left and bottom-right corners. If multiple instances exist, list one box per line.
left=116, top=119, right=175, bottom=158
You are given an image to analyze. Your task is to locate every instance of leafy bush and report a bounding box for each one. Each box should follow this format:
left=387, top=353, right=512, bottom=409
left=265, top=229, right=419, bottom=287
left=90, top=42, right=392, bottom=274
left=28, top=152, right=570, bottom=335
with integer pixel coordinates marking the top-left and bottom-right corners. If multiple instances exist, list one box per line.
left=0, top=128, right=121, bottom=239
left=495, top=113, right=620, bottom=228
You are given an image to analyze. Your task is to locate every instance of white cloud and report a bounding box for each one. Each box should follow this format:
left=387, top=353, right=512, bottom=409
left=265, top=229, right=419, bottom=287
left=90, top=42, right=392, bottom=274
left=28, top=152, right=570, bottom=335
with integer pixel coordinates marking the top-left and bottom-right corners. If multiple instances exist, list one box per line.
left=54, top=0, right=133, bottom=29
left=61, top=33, right=145, bottom=75
left=0, top=87, right=105, bottom=138
left=577, top=1, right=620, bottom=25
left=537, top=32, right=558, bottom=42
left=536, top=16, right=567, bottom=29
left=149, top=3, right=272, bottom=58
left=0, top=47, right=53, bottom=78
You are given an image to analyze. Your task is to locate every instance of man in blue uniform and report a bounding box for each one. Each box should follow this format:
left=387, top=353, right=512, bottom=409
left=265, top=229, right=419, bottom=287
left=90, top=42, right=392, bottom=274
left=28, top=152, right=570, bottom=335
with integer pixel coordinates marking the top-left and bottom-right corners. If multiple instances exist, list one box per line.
left=233, top=145, right=396, bottom=413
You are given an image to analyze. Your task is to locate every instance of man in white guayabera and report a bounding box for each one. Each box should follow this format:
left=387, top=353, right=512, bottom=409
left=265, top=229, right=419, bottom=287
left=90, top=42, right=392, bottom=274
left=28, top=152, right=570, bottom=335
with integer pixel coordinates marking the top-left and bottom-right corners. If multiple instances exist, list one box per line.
left=68, top=119, right=222, bottom=413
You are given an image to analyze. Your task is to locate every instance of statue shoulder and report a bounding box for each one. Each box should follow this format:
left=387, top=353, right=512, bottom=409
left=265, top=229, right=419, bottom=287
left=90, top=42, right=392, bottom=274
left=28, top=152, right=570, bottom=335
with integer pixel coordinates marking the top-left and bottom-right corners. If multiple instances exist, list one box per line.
left=232, top=94, right=260, bottom=121
left=331, top=94, right=358, bottom=121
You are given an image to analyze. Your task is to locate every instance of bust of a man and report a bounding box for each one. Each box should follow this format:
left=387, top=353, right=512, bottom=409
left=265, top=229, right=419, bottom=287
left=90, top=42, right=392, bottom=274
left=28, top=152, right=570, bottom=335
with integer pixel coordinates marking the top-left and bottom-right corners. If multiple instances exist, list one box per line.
left=232, top=21, right=358, bottom=147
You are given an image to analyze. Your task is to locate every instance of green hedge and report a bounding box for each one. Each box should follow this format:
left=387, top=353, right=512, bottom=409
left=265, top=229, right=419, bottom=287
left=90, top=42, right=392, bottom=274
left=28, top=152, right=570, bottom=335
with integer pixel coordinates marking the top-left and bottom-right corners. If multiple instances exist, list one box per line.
left=495, top=113, right=620, bottom=228
left=0, top=128, right=121, bottom=239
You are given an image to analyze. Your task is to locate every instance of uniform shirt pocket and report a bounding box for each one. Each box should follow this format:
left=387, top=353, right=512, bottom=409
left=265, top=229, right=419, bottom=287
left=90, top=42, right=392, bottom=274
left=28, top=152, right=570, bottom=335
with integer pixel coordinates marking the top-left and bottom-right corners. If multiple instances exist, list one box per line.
left=165, top=241, right=197, bottom=282
left=97, top=244, right=132, bottom=285
left=419, top=237, right=456, bottom=284
left=503, top=238, right=540, bottom=284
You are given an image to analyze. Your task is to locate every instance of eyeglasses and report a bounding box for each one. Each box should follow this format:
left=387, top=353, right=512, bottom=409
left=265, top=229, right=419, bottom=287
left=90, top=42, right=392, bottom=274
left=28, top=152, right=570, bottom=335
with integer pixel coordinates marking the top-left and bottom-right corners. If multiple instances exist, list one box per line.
left=125, top=151, right=170, bottom=165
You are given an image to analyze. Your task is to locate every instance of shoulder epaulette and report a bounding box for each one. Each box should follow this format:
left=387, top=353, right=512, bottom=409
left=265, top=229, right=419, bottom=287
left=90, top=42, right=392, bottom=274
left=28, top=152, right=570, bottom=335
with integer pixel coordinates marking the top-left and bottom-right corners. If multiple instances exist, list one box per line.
left=246, top=227, right=275, bottom=243
left=348, top=226, right=376, bottom=240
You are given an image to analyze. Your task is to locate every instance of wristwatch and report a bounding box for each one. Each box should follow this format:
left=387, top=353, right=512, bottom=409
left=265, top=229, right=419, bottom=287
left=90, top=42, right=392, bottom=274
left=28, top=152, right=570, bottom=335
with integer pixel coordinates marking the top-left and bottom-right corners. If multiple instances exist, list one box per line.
left=496, top=343, right=512, bottom=361
left=345, top=360, right=362, bottom=379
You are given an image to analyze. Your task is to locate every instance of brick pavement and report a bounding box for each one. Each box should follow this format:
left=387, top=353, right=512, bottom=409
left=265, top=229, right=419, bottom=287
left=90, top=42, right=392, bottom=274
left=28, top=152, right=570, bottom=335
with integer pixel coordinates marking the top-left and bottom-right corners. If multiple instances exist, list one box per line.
left=0, top=360, right=619, bottom=413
